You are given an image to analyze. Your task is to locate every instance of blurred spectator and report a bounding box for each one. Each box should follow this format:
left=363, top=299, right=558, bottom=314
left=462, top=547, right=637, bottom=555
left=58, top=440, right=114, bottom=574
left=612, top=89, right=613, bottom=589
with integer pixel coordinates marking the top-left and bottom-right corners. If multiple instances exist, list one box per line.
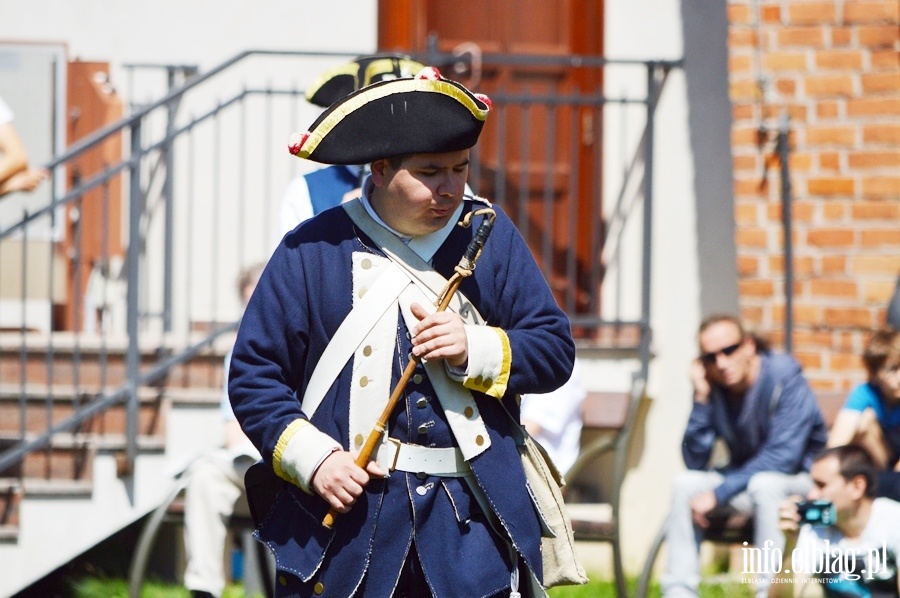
left=274, top=54, right=424, bottom=244
left=183, top=261, right=265, bottom=598
left=773, top=445, right=900, bottom=597
left=828, top=327, right=900, bottom=500
left=521, top=358, right=586, bottom=475
left=662, top=314, right=828, bottom=598
left=887, top=274, right=900, bottom=330
left=0, top=94, right=48, bottom=198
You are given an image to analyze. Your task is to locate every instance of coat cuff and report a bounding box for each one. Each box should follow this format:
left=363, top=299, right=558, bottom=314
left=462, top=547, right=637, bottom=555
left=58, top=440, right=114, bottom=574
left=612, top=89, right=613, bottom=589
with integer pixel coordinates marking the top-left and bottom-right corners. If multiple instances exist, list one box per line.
left=461, top=325, right=511, bottom=399
left=273, top=418, right=341, bottom=494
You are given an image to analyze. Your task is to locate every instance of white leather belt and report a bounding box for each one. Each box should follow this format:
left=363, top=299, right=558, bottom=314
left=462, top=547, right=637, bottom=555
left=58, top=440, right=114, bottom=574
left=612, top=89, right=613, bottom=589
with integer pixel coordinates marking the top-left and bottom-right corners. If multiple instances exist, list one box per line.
left=376, top=438, right=471, bottom=477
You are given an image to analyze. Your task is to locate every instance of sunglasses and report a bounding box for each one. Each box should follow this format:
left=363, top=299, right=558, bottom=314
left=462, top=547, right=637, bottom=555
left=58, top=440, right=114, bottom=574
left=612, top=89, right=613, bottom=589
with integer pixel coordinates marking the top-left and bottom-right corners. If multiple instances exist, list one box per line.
left=700, top=341, right=743, bottom=365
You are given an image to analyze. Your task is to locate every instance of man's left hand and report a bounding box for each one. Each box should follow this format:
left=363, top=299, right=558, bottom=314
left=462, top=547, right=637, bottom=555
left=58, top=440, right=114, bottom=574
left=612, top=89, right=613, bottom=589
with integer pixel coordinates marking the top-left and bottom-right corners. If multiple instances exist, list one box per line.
left=410, top=302, right=468, bottom=367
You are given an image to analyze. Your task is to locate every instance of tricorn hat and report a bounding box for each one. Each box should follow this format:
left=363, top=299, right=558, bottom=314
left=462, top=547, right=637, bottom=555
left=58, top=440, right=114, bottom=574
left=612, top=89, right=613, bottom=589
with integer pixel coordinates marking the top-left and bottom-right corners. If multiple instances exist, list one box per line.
left=305, top=54, right=426, bottom=108
left=289, top=67, right=491, bottom=165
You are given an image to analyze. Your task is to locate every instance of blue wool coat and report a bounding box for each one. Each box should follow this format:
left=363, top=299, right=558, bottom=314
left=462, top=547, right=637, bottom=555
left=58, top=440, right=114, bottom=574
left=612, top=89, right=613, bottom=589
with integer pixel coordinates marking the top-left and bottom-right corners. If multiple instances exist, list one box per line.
left=229, top=198, right=575, bottom=597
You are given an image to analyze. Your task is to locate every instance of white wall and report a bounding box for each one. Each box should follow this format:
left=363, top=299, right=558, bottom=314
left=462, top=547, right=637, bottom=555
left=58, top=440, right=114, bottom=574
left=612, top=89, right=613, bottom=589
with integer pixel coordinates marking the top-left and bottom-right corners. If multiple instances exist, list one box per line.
left=603, top=0, right=704, bottom=575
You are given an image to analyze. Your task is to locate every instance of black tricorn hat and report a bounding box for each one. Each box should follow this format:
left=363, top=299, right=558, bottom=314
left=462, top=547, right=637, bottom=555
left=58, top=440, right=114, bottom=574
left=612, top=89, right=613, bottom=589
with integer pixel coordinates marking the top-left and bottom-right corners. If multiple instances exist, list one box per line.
left=289, top=67, right=492, bottom=165
left=305, top=54, right=426, bottom=108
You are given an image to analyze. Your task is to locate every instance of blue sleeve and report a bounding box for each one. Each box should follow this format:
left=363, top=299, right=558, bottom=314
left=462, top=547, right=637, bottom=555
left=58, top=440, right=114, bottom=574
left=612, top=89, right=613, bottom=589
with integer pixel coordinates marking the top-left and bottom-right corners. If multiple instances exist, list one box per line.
left=478, top=207, right=575, bottom=396
left=682, top=402, right=716, bottom=470
left=714, top=374, right=819, bottom=504
left=843, top=383, right=878, bottom=413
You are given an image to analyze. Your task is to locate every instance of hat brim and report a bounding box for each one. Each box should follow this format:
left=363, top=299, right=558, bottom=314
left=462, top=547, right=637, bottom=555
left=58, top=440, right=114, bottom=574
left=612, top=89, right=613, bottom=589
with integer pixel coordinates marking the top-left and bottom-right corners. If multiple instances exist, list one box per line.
left=296, top=77, right=490, bottom=165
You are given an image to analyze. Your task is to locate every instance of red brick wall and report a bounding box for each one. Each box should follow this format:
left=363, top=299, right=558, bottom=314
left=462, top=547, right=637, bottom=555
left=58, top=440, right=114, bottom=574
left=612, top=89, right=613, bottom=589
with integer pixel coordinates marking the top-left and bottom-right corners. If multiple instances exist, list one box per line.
left=727, top=0, right=899, bottom=391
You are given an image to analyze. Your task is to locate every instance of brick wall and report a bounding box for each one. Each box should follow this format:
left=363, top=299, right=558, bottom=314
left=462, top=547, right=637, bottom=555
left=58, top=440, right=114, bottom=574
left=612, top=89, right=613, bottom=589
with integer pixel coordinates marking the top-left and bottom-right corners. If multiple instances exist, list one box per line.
left=727, top=0, right=899, bottom=391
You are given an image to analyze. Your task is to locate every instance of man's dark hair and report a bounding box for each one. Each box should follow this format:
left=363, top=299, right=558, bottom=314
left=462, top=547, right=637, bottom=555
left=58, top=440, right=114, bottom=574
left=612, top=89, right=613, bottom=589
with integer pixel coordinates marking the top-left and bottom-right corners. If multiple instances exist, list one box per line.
left=698, top=313, right=771, bottom=354
left=814, top=445, right=878, bottom=498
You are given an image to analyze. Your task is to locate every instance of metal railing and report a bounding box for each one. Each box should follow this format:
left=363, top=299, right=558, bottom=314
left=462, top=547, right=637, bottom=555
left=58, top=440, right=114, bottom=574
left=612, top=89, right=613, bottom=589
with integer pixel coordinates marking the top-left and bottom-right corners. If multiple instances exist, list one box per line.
left=0, top=47, right=678, bottom=483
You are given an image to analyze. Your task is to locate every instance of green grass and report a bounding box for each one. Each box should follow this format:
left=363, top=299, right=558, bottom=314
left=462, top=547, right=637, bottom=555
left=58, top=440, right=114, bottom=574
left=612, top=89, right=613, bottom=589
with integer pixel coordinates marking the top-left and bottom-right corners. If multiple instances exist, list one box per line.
left=70, top=578, right=260, bottom=598
left=69, top=576, right=755, bottom=598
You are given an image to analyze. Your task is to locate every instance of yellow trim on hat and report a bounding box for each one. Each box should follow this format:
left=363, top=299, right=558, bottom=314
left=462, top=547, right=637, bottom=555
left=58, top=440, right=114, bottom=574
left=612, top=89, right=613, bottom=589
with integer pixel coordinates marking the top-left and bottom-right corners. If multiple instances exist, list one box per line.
left=304, top=62, right=361, bottom=103
left=362, top=58, right=425, bottom=86
left=297, top=78, right=490, bottom=160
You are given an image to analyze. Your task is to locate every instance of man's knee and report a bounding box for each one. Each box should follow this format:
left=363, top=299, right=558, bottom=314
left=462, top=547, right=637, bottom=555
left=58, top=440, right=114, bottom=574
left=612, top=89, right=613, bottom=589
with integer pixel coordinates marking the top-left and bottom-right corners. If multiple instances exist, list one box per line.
left=671, top=470, right=717, bottom=502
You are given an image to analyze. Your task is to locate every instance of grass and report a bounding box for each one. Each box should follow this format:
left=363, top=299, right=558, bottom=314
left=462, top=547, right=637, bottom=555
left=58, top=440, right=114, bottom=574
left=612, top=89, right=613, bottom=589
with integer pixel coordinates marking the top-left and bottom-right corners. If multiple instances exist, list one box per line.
left=68, top=576, right=756, bottom=598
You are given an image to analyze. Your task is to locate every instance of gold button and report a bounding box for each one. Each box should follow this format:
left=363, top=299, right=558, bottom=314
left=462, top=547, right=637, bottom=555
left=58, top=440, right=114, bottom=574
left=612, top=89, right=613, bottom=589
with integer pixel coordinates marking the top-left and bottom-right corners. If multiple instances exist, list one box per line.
left=476, top=435, right=485, bottom=446
left=363, top=345, right=373, bottom=356
left=483, top=377, right=493, bottom=388
left=464, top=406, right=475, bottom=418
left=416, top=397, right=428, bottom=408
left=362, top=258, right=372, bottom=269
left=279, top=575, right=288, bottom=587
left=355, top=434, right=364, bottom=447
left=358, top=288, right=367, bottom=298
left=360, top=376, right=369, bottom=387
left=314, top=581, right=325, bottom=594
left=413, top=374, right=423, bottom=384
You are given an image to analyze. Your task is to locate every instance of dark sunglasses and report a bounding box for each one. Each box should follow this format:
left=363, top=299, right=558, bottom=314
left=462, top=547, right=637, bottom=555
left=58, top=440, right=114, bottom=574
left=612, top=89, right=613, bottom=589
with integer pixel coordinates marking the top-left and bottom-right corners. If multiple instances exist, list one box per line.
left=700, top=341, right=743, bottom=365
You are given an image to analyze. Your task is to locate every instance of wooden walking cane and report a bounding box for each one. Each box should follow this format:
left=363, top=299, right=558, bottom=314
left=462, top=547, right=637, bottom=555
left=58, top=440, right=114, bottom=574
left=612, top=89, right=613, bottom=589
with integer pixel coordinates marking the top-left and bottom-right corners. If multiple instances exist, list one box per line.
left=322, top=207, right=497, bottom=528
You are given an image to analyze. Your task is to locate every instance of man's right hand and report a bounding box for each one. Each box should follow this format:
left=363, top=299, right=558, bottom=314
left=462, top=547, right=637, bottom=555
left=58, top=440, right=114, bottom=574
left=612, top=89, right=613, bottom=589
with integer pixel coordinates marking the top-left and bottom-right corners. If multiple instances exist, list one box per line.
left=777, top=496, right=803, bottom=536
left=690, top=359, right=711, bottom=403
left=311, top=450, right=386, bottom=513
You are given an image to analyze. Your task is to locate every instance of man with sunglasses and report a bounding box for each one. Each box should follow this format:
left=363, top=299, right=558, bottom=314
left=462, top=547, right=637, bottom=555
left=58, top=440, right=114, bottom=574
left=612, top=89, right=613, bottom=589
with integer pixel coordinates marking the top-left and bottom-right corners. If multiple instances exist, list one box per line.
left=662, top=314, right=828, bottom=598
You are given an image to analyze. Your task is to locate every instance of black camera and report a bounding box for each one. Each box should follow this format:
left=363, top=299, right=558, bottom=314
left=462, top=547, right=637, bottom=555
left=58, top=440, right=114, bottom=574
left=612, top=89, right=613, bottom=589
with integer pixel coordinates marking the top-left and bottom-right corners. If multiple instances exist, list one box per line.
left=796, top=499, right=836, bottom=526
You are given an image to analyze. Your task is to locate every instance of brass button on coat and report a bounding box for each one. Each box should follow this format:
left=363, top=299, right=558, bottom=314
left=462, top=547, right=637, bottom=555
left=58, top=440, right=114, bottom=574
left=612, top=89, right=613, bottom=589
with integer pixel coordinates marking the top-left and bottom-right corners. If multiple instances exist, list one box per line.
left=314, top=581, right=325, bottom=594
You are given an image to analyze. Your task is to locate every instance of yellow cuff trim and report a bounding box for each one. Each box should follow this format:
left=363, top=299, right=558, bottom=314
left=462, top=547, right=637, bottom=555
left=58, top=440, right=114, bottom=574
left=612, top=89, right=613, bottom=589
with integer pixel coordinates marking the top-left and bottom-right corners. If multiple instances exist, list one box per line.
left=272, top=419, right=310, bottom=483
left=464, top=327, right=511, bottom=399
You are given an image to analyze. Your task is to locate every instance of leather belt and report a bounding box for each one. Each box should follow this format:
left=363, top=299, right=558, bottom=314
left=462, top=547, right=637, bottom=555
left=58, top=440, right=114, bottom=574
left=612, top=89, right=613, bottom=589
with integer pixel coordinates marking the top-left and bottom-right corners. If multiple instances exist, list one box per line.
left=376, top=438, right=471, bottom=477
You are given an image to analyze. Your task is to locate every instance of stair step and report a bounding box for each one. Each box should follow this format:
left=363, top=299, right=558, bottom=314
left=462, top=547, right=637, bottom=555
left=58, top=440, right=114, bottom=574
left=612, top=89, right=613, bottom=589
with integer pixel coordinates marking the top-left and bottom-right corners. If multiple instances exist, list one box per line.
left=0, top=331, right=234, bottom=389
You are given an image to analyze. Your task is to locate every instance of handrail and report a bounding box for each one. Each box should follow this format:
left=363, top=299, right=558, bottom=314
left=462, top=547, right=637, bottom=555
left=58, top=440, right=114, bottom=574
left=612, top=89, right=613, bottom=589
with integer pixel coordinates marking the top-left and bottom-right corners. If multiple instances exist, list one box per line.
left=0, top=322, right=237, bottom=475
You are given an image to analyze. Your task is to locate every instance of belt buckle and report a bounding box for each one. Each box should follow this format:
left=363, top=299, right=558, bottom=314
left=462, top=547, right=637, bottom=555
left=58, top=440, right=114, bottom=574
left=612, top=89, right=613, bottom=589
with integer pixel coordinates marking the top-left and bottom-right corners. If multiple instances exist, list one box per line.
left=386, top=437, right=402, bottom=472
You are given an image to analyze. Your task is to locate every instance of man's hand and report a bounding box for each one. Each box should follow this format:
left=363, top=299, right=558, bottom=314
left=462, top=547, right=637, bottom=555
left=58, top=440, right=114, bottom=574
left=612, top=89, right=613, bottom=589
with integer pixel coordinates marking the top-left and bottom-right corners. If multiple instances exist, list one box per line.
left=690, top=490, right=717, bottom=528
left=410, top=302, right=468, bottom=367
left=777, top=495, right=803, bottom=537
left=690, top=359, right=711, bottom=404
left=311, top=450, right=386, bottom=513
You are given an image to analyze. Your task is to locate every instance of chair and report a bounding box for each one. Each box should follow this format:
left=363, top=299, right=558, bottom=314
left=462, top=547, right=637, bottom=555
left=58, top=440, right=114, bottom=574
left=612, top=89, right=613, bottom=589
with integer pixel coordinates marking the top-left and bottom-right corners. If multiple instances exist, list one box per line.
left=564, top=374, right=646, bottom=598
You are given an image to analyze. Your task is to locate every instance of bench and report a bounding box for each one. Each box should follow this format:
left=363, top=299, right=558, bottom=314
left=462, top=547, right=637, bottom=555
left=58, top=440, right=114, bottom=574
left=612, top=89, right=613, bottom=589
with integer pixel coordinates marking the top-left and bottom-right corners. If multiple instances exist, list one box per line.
left=633, top=389, right=848, bottom=598
left=562, top=376, right=647, bottom=598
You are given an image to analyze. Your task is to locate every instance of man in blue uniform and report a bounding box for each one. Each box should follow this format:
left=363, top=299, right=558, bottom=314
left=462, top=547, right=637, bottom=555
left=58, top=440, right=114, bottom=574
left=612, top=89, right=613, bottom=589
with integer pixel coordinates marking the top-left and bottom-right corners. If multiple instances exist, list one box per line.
left=229, top=67, right=577, bottom=596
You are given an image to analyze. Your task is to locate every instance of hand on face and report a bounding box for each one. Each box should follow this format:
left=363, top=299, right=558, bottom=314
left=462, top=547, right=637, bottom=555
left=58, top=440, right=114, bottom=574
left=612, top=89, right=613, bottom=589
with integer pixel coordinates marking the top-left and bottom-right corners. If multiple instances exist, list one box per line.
left=410, top=302, right=468, bottom=368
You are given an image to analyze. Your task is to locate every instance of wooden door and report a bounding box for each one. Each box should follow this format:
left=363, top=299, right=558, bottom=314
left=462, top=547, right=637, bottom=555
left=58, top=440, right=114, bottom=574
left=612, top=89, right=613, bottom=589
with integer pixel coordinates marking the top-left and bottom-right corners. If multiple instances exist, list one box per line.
left=379, top=0, right=604, bottom=326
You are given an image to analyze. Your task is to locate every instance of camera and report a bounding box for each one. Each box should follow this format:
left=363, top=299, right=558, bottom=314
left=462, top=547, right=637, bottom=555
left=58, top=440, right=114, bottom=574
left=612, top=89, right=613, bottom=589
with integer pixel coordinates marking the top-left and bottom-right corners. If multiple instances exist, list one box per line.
left=796, top=499, right=836, bottom=526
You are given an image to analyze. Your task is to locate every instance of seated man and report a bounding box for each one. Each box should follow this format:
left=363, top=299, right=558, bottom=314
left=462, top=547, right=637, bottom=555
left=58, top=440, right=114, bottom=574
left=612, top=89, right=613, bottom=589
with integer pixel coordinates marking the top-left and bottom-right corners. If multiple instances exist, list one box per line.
left=828, top=327, right=900, bottom=500
left=774, top=445, right=900, bottom=597
left=662, top=314, right=828, bottom=598
left=183, top=262, right=265, bottom=598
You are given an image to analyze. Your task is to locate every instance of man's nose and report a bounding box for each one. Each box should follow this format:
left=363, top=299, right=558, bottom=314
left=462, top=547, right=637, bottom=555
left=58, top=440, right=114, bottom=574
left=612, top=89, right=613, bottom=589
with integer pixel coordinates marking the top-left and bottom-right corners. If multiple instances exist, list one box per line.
left=438, top=173, right=460, bottom=197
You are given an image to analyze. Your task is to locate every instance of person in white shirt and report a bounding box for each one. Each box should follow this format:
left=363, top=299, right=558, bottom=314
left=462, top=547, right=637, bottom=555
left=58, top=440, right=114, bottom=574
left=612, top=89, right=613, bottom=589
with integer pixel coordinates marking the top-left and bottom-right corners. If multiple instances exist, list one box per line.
left=520, top=359, right=586, bottom=474
left=775, top=444, right=900, bottom=597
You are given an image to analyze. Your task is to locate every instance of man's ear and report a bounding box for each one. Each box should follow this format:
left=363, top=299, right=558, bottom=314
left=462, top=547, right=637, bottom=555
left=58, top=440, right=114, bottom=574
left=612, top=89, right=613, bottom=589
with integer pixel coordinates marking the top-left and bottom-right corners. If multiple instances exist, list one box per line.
left=370, top=159, right=388, bottom=186
left=849, top=473, right=868, bottom=500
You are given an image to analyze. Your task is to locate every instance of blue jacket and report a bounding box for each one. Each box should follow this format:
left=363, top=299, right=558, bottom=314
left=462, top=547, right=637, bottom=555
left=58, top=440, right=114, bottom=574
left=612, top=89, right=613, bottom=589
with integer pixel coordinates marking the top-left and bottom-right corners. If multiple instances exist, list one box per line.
left=681, top=353, right=828, bottom=505
left=229, top=199, right=575, bottom=597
